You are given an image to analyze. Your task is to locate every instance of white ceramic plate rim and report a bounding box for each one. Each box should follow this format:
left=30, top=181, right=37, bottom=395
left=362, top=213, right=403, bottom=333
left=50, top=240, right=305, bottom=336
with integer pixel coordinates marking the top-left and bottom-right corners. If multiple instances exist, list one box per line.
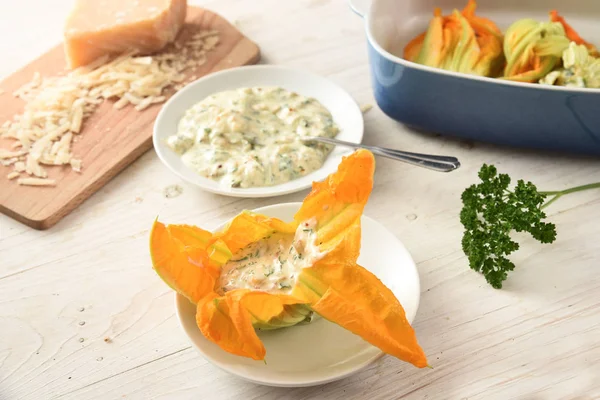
left=175, top=202, right=421, bottom=387
left=153, top=65, right=364, bottom=198
left=175, top=297, right=385, bottom=388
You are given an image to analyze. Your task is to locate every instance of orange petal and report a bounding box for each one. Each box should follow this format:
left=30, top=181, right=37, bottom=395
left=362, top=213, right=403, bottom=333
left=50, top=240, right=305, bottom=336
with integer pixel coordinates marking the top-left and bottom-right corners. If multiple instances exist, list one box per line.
left=196, top=290, right=306, bottom=360
left=459, top=0, right=505, bottom=76
left=215, top=211, right=296, bottom=254
left=504, top=40, right=536, bottom=78
left=448, top=10, right=480, bottom=72
left=241, top=291, right=305, bottom=322
left=297, top=262, right=428, bottom=368
left=414, top=8, right=445, bottom=67
left=404, top=8, right=444, bottom=62
left=241, top=292, right=310, bottom=331
left=294, top=149, right=375, bottom=265
left=461, top=0, right=476, bottom=16
left=197, top=291, right=265, bottom=360
left=149, top=221, right=223, bottom=304
left=502, top=56, right=559, bottom=82
left=461, top=0, right=503, bottom=40
left=472, top=34, right=505, bottom=77
left=550, top=10, right=599, bottom=56
left=403, top=32, right=425, bottom=61
left=439, top=25, right=459, bottom=68
left=166, top=224, right=231, bottom=266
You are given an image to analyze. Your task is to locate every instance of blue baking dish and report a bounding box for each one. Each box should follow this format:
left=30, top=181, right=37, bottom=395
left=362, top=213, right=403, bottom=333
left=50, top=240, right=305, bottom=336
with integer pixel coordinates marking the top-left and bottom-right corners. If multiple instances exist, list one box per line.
left=349, top=0, right=600, bottom=155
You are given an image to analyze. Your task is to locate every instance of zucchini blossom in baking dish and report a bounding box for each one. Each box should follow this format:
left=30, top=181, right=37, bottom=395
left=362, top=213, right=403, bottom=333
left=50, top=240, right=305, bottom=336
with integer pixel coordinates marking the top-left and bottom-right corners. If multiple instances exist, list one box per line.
left=403, top=0, right=504, bottom=77
left=502, top=19, right=570, bottom=82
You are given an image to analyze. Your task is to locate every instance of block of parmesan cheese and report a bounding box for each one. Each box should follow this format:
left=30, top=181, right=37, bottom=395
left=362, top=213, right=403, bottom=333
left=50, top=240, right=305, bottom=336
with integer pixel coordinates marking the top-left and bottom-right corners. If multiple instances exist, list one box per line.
left=64, top=0, right=187, bottom=69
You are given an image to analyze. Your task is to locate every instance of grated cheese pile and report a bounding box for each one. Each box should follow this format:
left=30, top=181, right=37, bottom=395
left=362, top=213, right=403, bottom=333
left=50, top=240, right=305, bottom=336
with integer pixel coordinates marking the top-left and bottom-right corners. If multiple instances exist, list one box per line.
left=0, top=30, right=219, bottom=186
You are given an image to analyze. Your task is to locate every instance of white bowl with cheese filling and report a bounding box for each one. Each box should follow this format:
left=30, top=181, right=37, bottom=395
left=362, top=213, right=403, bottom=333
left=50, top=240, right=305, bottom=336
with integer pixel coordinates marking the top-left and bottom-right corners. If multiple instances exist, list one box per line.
left=153, top=65, right=364, bottom=197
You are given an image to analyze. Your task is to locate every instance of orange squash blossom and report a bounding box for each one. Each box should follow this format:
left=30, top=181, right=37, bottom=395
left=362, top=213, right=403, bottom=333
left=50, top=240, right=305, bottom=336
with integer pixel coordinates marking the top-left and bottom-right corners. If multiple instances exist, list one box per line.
left=149, top=150, right=428, bottom=368
left=403, top=0, right=504, bottom=77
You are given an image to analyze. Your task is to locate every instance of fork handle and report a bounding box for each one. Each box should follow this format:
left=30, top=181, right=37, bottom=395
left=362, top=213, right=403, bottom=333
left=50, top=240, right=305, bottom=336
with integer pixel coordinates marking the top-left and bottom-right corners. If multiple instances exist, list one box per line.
left=306, top=136, right=461, bottom=173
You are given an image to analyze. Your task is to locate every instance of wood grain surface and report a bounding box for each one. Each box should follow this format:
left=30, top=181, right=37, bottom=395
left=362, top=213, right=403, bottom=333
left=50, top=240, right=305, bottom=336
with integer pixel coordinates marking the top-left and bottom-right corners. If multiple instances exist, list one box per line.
left=0, top=7, right=260, bottom=230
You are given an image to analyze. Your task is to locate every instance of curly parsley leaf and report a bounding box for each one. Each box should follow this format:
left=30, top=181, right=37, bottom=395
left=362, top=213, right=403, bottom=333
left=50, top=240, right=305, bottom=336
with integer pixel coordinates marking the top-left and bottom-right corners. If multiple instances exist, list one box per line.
left=460, top=164, right=557, bottom=289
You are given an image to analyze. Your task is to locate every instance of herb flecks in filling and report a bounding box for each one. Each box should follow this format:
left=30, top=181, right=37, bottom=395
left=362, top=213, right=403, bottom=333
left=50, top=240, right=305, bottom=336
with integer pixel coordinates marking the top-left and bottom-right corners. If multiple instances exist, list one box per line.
left=216, top=218, right=324, bottom=294
left=167, top=87, right=339, bottom=188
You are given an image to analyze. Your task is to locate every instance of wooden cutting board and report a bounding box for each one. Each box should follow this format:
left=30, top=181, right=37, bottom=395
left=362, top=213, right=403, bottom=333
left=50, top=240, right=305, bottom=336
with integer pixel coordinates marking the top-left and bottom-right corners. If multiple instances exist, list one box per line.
left=0, top=7, right=260, bottom=230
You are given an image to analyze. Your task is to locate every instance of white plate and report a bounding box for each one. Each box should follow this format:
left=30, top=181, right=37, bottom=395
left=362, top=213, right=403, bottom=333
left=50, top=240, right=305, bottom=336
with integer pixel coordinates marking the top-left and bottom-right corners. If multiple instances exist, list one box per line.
left=153, top=66, right=364, bottom=198
left=175, top=202, right=421, bottom=387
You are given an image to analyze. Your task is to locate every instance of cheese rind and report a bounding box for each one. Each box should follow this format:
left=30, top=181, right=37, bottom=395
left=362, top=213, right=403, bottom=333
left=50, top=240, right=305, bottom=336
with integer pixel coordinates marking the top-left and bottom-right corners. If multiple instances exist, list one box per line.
left=64, top=0, right=187, bottom=69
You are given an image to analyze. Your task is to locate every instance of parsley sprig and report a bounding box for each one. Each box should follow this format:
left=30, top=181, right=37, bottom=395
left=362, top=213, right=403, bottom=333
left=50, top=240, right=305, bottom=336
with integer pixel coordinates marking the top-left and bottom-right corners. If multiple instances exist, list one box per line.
left=460, top=164, right=600, bottom=289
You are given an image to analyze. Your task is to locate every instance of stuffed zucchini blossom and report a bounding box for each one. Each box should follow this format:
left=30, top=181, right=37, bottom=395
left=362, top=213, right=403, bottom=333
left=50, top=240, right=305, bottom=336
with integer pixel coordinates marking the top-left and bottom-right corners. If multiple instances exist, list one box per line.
left=150, top=150, right=427, bottom=368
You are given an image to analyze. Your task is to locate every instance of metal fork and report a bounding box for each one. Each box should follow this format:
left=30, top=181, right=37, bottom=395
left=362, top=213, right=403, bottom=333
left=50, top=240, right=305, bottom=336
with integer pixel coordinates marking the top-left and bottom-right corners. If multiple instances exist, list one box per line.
left=301, top=136, right=461, bottom=172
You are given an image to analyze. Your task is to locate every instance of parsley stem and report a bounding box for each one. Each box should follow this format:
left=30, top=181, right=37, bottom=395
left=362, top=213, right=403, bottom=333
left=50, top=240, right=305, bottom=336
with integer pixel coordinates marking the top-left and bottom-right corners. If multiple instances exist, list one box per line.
left=541, top=194, right=562, bottom=209
left=540, top=182, right=600, bottom=209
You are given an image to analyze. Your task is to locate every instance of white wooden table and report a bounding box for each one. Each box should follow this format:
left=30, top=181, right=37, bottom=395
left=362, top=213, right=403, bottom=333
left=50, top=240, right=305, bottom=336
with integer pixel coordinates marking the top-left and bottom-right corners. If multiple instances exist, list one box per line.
left=2, top=1, right=600, bottom=399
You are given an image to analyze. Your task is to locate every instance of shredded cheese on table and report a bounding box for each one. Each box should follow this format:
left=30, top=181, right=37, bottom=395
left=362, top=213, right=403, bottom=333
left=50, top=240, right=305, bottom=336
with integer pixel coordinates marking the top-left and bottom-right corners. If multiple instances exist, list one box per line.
left=0, top=29, right=219, bottom=186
